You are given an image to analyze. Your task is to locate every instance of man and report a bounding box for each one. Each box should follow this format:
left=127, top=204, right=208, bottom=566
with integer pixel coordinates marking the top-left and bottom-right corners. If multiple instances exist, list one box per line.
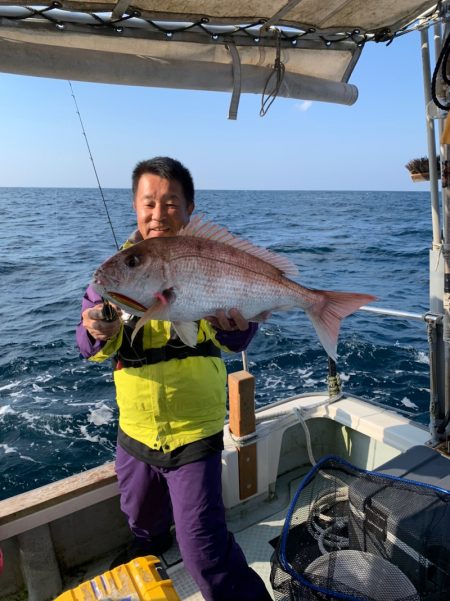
left=76, top=157, right=272, bottom=601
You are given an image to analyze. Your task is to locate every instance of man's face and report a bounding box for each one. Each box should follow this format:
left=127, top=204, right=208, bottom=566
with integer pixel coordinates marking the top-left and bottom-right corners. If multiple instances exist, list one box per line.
left=133, top=173, right=194, bottom=239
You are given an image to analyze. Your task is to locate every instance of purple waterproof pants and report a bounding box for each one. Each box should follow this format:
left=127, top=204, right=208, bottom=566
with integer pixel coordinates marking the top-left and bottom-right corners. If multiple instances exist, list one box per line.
left=115, top=444, right=272, bottom=601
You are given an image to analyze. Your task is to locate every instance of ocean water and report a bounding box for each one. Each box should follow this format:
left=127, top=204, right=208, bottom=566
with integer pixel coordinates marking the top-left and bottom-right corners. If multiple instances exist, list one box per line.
left=0, top=188, right=431, bottom=500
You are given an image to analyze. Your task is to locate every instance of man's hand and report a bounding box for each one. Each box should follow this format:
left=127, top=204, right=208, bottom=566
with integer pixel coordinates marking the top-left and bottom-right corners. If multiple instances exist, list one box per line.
left=82, top=304, right=122, bottom=341
left=205, top=308, right=270, bottom=331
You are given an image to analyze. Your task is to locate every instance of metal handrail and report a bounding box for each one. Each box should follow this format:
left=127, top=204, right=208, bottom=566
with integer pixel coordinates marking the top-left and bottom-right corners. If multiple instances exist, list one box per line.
left=359, top=306, right=443, bottom=321
left=240, top=306, right=442, bottom=375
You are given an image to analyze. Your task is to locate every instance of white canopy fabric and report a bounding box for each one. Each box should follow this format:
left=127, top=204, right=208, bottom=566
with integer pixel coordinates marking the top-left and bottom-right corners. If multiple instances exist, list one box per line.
left=0, top=0, right=440, bottom=112
left=3, top=0, right=436, bottom=31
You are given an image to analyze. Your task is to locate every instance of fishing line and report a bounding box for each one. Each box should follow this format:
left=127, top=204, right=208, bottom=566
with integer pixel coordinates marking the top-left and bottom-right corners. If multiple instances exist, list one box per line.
left=68, top=84, right=152, bottom=362
left=68, top=80, right=120, bottom=250
left=69, top=80, right=121, bottom=323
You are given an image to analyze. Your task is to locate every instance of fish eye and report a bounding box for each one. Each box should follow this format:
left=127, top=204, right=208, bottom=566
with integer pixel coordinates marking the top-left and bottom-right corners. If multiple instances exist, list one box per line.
left=125, top=255, right=140, bottom=268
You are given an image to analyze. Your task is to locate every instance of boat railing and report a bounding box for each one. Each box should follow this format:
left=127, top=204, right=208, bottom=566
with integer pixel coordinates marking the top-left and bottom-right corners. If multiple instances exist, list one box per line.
left=240, top=305, right=444, bottom=443
left=360, top=306, right=444, bottom=443
left=241, top=304, right=441, bottom=368
left=360, top=305, right=425, bottom=321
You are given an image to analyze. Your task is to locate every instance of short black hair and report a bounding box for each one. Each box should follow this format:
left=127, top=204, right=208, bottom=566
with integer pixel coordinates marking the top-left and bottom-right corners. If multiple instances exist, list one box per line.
left=132, top=156, right=195, bottom=205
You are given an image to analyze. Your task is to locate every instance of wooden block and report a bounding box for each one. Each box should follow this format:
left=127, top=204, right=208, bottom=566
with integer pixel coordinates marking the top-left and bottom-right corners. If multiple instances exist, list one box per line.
left=228, top=370, right=257, bottom=499
left=228, top=370, right=255, bottom=436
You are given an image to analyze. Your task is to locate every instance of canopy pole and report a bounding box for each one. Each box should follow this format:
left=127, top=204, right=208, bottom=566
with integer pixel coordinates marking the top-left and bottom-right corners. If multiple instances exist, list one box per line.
left=437, top=21, right=450, bottom=437
left=420, top=26, right=447, bottom=440
left=421, top=28, right=442, bottom=250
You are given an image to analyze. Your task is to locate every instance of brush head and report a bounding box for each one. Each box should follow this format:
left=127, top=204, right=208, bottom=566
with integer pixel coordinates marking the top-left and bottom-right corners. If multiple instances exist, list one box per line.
left=405, top=156, right=441, bottom=181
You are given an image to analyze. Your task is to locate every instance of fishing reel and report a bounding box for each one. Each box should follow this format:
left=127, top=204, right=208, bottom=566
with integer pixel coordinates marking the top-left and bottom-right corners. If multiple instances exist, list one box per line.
left=101, top=299, right=119, bottom=322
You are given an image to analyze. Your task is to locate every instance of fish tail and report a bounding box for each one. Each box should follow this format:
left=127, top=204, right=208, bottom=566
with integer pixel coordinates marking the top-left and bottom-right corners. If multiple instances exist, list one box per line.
left=304, top=290, right=376, bottom=361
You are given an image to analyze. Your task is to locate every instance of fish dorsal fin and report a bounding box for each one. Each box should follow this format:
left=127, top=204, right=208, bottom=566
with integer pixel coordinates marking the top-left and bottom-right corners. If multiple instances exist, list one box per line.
left=179, top=215, right=299, bottom=277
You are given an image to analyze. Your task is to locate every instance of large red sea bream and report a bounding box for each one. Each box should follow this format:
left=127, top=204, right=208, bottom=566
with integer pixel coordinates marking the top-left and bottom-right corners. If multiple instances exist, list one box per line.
left=92, top=217, right=375, bottom=360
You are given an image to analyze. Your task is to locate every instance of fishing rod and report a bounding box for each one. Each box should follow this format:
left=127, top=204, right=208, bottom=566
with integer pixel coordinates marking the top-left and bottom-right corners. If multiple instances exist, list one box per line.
left=68, top=81, right=120, bottom=252
left=68, top=80, right=119, bottom=322
left=69, top=80, right=153, bottom=375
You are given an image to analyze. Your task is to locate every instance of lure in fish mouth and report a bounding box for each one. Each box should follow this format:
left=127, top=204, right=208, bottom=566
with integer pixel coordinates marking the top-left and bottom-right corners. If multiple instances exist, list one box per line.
left=92, top=270, right=147, bottom=315
left=93, top=267, right=177, bottom=341
left=91, top=216, right=376, bottom=358
left=104, top=289, right=176, bottom=316
left=105, top=291, right=148, bottom=314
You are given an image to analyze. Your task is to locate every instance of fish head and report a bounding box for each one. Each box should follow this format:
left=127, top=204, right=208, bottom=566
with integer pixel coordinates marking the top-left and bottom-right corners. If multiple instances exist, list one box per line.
left=92, top=240, right=167, bottom=316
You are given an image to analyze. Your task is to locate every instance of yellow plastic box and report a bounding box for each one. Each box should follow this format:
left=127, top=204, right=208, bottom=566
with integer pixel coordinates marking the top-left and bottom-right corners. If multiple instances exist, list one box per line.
left=55, top=555, right=181, bottom=601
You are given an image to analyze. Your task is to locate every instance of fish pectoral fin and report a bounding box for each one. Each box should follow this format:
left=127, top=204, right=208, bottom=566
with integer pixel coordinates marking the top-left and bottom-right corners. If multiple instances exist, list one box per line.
left=130, top=299, right=167, bottom=345
left=172, top=321, right=198, bottom=348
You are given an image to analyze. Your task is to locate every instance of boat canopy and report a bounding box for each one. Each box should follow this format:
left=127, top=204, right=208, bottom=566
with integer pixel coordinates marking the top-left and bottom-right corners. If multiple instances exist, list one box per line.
left=0, top=0, right=440, bottom=114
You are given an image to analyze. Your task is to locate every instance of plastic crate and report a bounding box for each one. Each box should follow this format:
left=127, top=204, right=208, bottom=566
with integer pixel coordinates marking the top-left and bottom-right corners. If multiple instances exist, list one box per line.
left=55, top=555, right=181, bottom=601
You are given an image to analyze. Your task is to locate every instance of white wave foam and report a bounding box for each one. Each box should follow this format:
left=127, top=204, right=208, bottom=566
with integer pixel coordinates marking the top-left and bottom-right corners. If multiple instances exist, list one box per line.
left=9, top=391, right=26, bottom=399
left=69, top=401, right=97, bottom=407
left=20, top=454, right=38, bottom=463
left=401, top=397, right=418, bottom=409
left=0, top=380, right=21, bottom=391
left=0, top=443, right=18, bottom=454
left=264, top=376, right=284, bottom=389
left=42, top=424, right=72, bottom=439
left=35, top=373, right=53, bottom=383
left=415, top=351, right=429, bottom=365
left=87, top=403, right=114, bottom=426
left=21, top=411, right=40, bottom=424
left=0, top=404, right=15, bottom=416
left=79, top=425, right=109, bottom=445
left=298, top=369, right=313, bottom=378
left=0, top=442, right=38, bottom=462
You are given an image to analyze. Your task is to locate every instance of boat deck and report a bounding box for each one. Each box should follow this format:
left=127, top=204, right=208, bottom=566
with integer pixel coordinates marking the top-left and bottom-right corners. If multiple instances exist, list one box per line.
left=168, top=508, right=285, bottom=600
left=62, top=467, right=309, bottom=600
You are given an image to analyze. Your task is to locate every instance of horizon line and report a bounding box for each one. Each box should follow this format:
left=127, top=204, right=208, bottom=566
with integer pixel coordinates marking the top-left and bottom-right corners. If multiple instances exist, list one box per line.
left=0, top=186, right=428, bottom=193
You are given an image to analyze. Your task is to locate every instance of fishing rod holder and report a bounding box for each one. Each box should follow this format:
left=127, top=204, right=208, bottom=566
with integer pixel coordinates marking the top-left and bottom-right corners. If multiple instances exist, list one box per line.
left=327, top=357, right=342, bottom=401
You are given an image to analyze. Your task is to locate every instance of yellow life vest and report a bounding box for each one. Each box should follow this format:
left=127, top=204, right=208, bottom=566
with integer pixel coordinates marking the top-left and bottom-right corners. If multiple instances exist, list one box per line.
left=90, top=319, right=228, bottom=452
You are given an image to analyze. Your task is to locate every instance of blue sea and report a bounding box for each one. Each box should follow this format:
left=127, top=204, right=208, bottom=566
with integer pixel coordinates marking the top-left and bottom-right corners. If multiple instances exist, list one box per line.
left=0, top=188, right=431, bottom=501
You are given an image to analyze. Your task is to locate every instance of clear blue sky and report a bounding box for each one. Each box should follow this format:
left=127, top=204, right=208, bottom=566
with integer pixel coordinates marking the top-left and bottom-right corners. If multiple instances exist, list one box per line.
left=0, top=29, right=435, bottom=190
